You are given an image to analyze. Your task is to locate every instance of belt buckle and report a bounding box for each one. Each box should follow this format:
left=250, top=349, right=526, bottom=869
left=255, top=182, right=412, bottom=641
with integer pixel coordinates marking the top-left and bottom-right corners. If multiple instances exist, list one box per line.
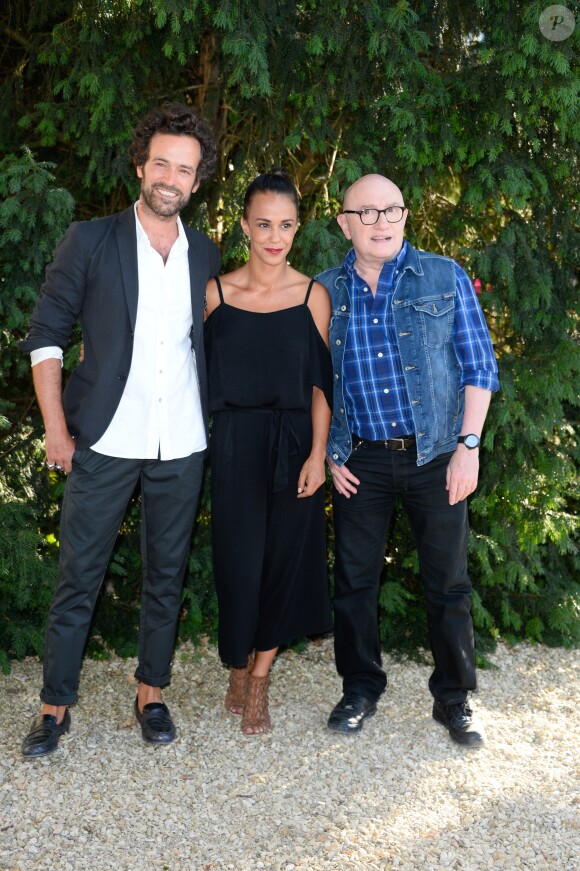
left=391, top=437, right=407, bottom=451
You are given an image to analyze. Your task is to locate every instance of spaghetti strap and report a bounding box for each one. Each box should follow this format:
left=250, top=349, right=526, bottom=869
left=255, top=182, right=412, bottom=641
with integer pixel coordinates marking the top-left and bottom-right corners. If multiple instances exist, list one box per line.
left=304, top=278, right=315, bottom=305
left=213, top=275, right=225, bottom=304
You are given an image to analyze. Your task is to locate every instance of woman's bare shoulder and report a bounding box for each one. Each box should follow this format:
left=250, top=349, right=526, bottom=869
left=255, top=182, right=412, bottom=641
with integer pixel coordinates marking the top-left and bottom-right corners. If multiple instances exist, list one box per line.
left=308, top=279, right=331, bottom=301
left=218, top=267, right=249, bottom=292
left=205, top=268, right=250, bottom=315
left=205, top=276, right=221, bottom=317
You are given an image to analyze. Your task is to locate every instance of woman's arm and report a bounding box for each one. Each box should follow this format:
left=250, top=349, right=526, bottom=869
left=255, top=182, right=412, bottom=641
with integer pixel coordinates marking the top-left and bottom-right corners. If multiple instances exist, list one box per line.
left=204, top=277, right=221, bottom=319
left=307, top=281, right=331, bottom=348
left=297, top=282, right=332, bottom=498
left=297, top=386, right=331, bottom=498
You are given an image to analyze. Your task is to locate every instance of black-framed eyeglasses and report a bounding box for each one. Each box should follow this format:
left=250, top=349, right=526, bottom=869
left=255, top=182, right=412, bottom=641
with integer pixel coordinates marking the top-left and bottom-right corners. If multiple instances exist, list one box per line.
left=342, top=206, right=407, bottom=225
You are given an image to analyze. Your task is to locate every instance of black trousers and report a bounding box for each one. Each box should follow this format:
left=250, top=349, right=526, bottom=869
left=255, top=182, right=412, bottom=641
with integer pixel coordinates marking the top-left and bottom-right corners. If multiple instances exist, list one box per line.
left=40, top=448, right=205, bottom=706
left=210, top=409, right=332, bottom=667
left=332, top=443, right=476, bottom=706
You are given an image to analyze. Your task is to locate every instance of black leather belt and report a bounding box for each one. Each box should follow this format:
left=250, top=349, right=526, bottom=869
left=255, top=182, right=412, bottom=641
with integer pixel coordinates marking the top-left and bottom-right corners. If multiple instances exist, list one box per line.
left=353, top=434, right=416, bottom=451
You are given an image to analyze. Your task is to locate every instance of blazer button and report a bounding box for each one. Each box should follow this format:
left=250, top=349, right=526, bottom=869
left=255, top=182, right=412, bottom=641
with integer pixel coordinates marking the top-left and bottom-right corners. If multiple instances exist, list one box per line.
left=119, top=373, right=127, bottom=381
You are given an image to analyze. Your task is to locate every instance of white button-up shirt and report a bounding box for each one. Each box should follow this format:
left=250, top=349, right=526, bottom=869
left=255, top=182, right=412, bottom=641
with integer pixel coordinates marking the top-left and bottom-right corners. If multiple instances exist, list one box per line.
left=32, top=204, right=206, bottom=460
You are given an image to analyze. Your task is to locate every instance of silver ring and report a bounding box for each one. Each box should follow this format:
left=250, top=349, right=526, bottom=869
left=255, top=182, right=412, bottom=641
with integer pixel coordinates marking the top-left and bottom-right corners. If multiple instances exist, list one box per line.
left=54, top=464, right=63, bottom=471
left=47, top=463, right=55, bottom=469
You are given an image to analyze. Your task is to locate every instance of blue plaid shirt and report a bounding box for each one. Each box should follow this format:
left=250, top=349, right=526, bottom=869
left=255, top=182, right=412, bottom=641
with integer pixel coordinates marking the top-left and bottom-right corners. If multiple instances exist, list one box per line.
left=342, top=242, right=499, bottom=440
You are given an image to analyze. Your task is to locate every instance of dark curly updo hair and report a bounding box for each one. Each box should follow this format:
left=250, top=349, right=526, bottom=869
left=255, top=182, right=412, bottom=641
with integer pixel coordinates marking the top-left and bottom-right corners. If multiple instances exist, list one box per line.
left=243, top=169, right=299, bottom=217
left=128, top=102, right=218, bottom=182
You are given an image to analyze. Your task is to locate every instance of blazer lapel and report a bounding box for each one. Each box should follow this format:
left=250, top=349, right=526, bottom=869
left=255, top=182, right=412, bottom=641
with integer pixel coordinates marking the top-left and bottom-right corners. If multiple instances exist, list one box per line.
left=185, top=227, right=206, bottom=330
left=115, top=212, right=207, bottom=337
left=115, top=207, right=139, bottom=332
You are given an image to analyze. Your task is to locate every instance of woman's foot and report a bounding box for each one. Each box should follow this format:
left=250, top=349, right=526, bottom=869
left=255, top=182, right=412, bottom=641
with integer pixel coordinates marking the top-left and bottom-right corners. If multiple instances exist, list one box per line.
left=225, top=655, right=253, bottom=715
left=241, top=673, right=272, bottom=735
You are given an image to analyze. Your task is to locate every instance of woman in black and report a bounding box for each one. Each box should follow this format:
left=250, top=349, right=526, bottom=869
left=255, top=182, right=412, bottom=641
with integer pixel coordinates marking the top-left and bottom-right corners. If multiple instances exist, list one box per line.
left=204, top=171, right=333, bottom=735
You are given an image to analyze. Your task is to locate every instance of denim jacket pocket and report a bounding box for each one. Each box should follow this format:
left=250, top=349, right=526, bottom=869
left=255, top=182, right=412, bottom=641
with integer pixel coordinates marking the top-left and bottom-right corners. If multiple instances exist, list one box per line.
left=411, top=294, right=455, bottom=350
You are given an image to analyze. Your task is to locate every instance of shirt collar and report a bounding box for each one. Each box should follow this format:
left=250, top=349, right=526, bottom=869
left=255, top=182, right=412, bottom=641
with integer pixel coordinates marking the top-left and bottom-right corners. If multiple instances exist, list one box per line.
left=344, top=240, right=407, bottom=280
left=134, top=202, right=188, bottom=254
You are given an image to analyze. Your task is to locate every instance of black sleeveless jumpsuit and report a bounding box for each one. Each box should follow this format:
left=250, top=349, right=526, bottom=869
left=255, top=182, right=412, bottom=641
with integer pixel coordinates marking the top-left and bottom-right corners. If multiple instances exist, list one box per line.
left=204, top=278, right=333, bottom=666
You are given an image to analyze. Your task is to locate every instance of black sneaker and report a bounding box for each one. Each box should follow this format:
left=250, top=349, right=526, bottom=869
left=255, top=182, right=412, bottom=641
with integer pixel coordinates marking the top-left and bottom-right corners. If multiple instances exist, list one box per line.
left=327, top=694, right=377, bottom=734
left=432, top=699, right=486, bottom=747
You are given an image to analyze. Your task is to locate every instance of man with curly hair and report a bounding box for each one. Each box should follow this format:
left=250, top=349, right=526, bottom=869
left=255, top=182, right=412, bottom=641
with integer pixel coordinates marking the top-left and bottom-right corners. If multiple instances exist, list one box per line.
left=20, top=103, right=221, bottom=756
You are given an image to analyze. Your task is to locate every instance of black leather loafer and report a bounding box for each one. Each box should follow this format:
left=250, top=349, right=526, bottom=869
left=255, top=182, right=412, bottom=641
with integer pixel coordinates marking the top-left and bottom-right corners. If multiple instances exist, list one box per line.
left=328, top=694, right=377, bottom=734
left=22, top=709, right=71, bottom=758
left=433, top=699, right=486, bottom=747
left=134, top=698, right=176, bottom=744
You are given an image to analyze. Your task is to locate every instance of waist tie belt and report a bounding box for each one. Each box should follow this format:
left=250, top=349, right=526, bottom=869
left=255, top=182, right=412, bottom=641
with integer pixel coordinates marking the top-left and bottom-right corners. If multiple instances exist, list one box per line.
left=352, top=434, right=416, bottom=452
left=221, top=407, right=303, bottom=492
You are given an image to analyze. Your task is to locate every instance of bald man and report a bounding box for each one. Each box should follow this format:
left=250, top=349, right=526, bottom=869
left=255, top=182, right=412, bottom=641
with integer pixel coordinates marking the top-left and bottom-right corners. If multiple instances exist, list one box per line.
left=317, top=175, right=499, bottom=746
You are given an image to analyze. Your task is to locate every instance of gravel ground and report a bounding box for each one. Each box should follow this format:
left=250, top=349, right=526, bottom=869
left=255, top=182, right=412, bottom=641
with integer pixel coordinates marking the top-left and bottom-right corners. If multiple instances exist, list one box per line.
left=0, top=638, right=578, bottom=871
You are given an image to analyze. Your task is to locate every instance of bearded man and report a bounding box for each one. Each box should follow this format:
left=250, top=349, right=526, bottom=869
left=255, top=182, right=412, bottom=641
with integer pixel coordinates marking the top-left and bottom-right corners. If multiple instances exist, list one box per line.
left=20, top=103, right=220, bottom=756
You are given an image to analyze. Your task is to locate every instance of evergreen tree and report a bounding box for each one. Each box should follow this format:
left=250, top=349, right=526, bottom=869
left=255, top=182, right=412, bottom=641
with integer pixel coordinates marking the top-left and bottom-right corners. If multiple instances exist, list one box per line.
left=1, top=1, right=577, bottom=666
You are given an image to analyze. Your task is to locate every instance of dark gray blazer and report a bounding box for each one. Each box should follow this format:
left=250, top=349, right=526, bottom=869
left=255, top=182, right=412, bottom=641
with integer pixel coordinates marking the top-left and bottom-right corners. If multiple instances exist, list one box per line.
left=21, top=206, right=221, bottom=449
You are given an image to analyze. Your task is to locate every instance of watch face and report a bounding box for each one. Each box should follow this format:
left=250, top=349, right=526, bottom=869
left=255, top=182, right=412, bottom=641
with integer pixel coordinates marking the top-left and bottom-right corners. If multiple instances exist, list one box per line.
left=464, top=434, right=480, bottom=449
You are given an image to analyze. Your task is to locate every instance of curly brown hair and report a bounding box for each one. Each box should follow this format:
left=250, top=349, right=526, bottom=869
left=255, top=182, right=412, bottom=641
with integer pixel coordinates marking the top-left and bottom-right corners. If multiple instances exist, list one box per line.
left=128, top=103, right=218, bottom=182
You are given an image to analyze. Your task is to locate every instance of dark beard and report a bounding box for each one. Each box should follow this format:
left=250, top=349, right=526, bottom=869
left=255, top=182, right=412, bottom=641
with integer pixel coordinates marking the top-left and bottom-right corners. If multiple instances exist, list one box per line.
left=140, top=183, right=191, bottom=218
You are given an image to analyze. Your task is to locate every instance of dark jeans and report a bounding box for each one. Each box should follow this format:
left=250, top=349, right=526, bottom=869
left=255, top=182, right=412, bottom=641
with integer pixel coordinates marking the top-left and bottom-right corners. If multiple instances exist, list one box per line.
left=41, top=449, right=205, bottom=706
left=332, top=442, right=476, bottom=706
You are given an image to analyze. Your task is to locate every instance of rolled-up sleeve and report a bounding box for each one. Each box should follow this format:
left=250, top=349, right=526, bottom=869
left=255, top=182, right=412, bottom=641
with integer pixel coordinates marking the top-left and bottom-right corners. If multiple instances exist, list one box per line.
left=453, top=264, right=500, bottom=393
left=30, top=347, right=64, bottom=366
left=20, top=222, right=86, bottom=354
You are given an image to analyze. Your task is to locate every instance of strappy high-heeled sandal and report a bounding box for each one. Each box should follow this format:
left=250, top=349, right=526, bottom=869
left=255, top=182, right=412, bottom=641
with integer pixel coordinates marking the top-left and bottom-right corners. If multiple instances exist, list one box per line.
left=241, top=673, right=272, bottom=735
left=225, top=655, right=253, bottom=715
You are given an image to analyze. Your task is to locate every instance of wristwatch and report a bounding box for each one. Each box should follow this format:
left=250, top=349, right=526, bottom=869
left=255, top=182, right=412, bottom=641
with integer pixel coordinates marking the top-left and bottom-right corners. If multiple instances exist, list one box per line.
left=457, top=434, right=480, bottom=449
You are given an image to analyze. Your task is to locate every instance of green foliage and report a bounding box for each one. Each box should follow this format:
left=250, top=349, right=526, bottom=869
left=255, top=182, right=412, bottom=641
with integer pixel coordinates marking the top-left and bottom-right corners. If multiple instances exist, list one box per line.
left=0, top=1, right=578, bottom=669
left=0, top=149, right=76, bottom=671
left=178, top=467, right=219, bottom=646
left=0, top=148, right=74, bottom=392
left=0, top=500, right=58, bottom=674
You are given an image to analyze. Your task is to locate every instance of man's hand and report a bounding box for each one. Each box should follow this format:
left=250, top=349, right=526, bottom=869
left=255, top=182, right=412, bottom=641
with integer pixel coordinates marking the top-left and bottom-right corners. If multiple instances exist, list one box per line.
left=45, top=426, right=76, bottom=474
left=446, top=446, right=479, bottom=505
left=327, top=458, right=361, bottom=498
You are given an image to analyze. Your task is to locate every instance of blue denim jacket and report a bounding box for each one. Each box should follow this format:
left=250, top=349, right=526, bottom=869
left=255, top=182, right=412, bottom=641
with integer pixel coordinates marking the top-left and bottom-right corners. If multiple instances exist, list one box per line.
left=318, top=242, right=479, bottom=467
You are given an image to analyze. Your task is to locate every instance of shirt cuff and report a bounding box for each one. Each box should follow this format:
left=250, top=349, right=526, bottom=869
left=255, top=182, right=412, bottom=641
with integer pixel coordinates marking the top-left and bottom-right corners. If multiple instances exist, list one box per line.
left=30, top=347, right=64, bottom=367
left=462, top=371, right=500, bottom=393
